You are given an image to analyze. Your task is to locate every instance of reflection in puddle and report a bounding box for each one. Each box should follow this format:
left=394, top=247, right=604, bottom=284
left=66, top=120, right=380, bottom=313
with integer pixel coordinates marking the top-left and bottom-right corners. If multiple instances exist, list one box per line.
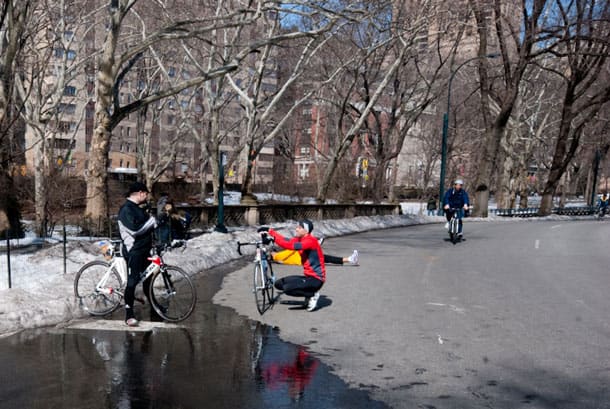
left=251, top=322, right=319, bottom=403
left=259, top=345, right=319, bottom=402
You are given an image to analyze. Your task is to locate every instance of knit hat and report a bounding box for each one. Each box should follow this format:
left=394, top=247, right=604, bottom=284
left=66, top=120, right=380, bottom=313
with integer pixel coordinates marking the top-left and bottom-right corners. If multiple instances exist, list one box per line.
left=298, top=219, right=314, bottom=234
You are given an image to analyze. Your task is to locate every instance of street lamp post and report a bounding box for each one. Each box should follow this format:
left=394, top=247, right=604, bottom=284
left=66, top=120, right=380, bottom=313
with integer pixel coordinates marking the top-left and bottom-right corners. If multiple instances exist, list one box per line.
left=438, top=53, right=499, bottom=215
left=215, top=151, right=228, bottom=233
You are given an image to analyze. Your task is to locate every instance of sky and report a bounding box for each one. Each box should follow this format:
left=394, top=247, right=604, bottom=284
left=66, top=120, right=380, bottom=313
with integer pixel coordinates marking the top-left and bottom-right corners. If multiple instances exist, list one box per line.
left=0, top=200, right=584, bottom=338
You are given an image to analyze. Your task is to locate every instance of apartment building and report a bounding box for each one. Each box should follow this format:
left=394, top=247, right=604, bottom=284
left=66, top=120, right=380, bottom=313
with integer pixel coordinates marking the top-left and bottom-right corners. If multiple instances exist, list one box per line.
left=22, top=2, right=275, bottom=192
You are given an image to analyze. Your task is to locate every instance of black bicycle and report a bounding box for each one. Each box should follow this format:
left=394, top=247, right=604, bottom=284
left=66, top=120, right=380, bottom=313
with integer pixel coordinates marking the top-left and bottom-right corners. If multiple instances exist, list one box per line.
left=237, top=237, right=277, bottom=315
left=446, top=208, right=464, bottom=244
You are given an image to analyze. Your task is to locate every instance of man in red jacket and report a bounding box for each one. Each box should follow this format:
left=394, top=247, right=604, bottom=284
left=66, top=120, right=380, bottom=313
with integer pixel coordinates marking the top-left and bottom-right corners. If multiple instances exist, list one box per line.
left=260, top=219, right=326, bottom=311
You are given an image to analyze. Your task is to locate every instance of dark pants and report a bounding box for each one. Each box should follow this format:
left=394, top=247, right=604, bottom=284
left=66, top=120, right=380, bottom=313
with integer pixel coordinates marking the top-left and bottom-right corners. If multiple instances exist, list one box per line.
left=274, top=276, right=323, bottom=298
left=324, top=254, right=343, bottom=265
left=125, top=250, right=153, bottom=318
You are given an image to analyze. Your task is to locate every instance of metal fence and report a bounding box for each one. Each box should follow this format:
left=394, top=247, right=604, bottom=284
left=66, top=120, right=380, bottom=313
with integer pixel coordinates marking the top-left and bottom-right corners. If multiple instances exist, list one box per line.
left=489, top=206, right=597, bottom=217
left=0, top=227, right=75, bottom=290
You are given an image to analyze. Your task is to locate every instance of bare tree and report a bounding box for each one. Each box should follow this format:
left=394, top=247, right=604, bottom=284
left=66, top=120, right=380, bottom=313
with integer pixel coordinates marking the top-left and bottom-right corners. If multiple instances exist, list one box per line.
left=314, top=0, right=448, bottom=203
left=0, top=0, right=32, bottom=238
left=84, top=0, right=363, bottom=228
left=492, top=62, right=560, bottom=208
left=15, top=0, right=98, bottom=236
left=468, top=0, right=550, bottom=217
left=537, top=0, right=610, bottom=214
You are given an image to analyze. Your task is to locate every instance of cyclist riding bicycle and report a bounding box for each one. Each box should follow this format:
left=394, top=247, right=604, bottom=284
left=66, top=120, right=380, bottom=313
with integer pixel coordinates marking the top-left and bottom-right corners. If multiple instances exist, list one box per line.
left=443, top=179, right=470, bottom=238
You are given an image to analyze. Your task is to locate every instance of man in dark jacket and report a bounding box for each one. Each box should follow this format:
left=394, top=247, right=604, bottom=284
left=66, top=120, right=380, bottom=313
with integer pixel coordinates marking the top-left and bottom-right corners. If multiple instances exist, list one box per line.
left=118, top=182, right=157, bottom=326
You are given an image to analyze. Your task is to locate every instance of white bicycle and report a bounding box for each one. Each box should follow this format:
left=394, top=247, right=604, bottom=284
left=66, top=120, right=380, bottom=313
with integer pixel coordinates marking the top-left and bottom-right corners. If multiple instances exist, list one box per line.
left=74, top=240, right=197, bottom=322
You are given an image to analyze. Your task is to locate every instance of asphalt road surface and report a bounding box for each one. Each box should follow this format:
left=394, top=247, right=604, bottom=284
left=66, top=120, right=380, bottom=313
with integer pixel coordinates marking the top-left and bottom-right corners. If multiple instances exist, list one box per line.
left=214, top=219, right=610, bottom=409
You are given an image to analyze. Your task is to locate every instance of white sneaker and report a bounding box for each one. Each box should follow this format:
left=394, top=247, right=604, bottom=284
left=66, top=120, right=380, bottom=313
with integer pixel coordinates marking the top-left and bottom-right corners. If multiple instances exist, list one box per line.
left=307, top=292, right=320, bottom=312
left=444, top=222, right=449, bottom=229
left=348, top=250, right=359, bottom=265
left=125, top=318, right=139, bottom=327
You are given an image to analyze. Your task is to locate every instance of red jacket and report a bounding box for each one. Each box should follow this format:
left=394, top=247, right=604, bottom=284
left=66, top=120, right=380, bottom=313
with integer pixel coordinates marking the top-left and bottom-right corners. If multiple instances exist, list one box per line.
left=268, top=229, right=326, bottom=283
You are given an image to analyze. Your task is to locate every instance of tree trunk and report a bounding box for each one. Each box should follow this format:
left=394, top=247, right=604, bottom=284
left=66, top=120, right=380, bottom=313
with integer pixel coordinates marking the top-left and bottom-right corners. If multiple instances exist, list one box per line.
left=240, top=145, right=256, bottom=202
left=85, top=113, right=112, bottom=227
left=539, top=190, right=554, bottom=215
left=34, top=130, right=49, bottom=237
left=495, top=149, right=514, bottom=209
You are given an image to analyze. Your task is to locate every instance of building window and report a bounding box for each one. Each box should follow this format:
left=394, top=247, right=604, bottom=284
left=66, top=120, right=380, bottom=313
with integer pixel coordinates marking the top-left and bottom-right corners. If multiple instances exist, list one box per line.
left=57, top=121, right=76, bottom=133
left=168, top=67, right=176, bottom=77
left=300, top=146, right=310, bottom=155
left=58, top=103, right=76, bottom=114
left=67, top=50, right=76, bottom=60
left=54, top=138, right=74, bottom=149
left=63, top=86, right=77, bottom=96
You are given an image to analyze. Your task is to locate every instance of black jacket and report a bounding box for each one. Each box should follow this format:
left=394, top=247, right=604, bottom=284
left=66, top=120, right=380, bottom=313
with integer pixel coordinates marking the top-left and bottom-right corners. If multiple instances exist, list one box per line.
left=117, top=199, right=156, bottom=255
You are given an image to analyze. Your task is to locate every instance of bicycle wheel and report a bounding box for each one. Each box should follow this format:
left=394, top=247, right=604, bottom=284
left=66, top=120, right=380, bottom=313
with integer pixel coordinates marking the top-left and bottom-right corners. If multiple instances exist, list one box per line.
left=74, top=260, right=123, bottom=316
left=265, top=264, right=275, bottom=306
left=253, top=263, right=267, bottom=315
left=149, top=265, right=197, bottom=322
left=449, top=218, right=458, bottom=244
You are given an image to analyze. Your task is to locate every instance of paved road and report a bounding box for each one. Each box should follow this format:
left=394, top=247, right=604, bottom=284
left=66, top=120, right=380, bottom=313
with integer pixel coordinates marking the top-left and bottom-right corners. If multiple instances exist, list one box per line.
left=214, top=219, right=610, bottom=409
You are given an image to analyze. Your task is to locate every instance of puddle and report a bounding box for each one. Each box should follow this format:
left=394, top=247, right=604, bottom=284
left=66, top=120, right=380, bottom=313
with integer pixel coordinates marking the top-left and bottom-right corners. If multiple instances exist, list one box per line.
left=0, top=262, right=389, bottom=409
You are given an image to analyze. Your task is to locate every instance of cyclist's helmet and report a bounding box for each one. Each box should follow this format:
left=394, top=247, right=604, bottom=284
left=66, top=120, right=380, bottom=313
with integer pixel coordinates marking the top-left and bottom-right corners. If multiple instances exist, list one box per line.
left=454, top=179, right=464, bottom=186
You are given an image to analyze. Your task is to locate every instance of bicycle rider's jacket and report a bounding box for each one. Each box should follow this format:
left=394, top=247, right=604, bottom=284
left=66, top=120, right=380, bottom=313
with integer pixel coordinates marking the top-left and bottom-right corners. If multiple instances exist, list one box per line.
left=267, top=229, right=326, bottom=283
left=443, top=188, right=470, bottom=210
left=117, top=199, right=156, bottom=255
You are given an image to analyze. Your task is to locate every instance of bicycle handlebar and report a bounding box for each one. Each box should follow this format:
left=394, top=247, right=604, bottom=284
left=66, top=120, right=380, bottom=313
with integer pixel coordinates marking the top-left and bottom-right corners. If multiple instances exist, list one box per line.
left=237, top=240, right=261, bottom=256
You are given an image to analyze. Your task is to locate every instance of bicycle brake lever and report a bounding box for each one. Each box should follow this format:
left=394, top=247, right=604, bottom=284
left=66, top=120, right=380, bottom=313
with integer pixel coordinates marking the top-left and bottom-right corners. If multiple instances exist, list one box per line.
left=237, top=242, right=243, bottom=256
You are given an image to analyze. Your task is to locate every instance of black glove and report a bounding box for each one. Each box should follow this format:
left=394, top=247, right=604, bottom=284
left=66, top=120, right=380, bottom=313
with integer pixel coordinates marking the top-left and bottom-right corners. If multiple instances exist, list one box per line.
left=257, top=226, right=270, bottom=232
left=261, top=233, right=274, bottom=245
